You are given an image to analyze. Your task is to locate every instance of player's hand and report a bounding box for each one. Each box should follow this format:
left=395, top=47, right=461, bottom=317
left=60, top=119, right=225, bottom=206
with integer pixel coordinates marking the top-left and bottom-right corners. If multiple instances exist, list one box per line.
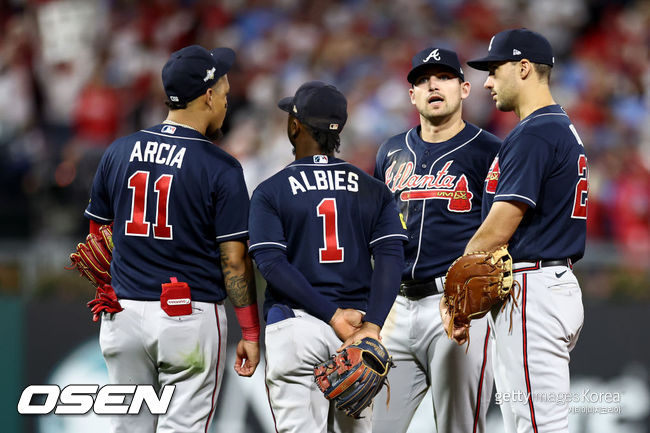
left=440, top=296, right=469, bottom=345
left=234, top=338, right=260, bottom=377
left=329, top=308, right=363, bottom=343
left=337, top=321, right=381, bottom=352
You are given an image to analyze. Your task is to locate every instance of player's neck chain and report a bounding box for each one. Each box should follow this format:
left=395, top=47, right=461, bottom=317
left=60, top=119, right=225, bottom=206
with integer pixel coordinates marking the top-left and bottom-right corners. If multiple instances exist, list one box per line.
left=163, top=120, right=200, bottom=133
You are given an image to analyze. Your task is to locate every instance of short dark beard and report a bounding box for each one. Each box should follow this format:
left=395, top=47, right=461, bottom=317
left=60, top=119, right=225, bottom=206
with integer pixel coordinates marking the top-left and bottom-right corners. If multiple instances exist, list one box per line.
left=421, top=112, right=452, bottom=127
left=288, top=132, right=297, bottom=155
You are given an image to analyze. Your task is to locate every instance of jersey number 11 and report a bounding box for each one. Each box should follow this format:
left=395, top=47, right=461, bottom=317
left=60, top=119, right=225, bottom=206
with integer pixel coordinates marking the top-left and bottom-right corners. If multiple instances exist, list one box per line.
left=125, top=170, right=174, bottom=239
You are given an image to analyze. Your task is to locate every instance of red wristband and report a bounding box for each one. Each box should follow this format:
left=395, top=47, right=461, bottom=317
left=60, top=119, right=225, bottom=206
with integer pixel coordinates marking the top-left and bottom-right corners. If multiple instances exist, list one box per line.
left=234, top=303, right=260, bottom=342
left=89, top=220, right=101, bottom=235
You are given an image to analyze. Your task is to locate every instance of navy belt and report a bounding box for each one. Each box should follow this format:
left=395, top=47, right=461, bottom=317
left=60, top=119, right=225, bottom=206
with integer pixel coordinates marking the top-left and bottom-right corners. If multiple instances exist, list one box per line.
left=513, top=258, right=572, bottom=272
left=399, top=276, right=445, bottom=300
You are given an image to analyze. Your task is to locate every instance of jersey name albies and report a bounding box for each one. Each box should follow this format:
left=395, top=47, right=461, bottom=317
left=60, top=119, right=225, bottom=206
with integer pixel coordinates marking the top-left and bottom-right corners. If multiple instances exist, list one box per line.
left=288, top=169, right=359, bottom=195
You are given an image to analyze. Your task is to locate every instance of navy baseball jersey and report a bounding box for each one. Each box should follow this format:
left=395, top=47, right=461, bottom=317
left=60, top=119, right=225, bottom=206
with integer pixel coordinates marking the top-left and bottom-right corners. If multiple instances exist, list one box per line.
left=248, top=155, right=408, bottom=317
left=85, top=124, right=250, bottom=302
left=482, top=105, right=588, bottom=262
left=375, top=122, right=501, bottom=280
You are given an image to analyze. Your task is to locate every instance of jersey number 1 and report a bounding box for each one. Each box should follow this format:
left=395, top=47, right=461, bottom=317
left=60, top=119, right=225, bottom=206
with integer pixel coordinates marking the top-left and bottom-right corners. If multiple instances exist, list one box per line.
left=317, top=198, right=344, bottom=263
left=125, top=171, right=174, bottom=239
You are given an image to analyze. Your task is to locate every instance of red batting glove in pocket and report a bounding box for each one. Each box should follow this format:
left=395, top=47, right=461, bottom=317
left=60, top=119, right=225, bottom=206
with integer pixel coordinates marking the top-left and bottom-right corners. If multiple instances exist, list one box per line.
left=161, top=277, right=192, bottom=317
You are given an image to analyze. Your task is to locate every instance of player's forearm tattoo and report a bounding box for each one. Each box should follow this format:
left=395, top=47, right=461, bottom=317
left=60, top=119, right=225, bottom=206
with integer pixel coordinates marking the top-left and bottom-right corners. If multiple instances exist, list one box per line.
left=220, top=251, right=256, bottom=307
left=225, top=274, right=252, bottom=306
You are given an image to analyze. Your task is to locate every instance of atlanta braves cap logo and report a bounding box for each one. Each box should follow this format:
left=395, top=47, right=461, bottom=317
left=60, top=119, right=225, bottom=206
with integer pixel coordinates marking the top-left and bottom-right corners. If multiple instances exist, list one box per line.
left=407, top=47, right=465, bottom=83
left=423, top=49, right=441, bottom=62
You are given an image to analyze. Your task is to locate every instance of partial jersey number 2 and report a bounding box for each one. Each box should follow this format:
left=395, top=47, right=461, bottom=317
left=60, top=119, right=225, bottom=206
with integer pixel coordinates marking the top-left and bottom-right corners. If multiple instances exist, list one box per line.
left=569, top=124, right=588, bottom=219
left=317, top=198, right=344, bottom=263
left=125, top=171, right=174, bottom=239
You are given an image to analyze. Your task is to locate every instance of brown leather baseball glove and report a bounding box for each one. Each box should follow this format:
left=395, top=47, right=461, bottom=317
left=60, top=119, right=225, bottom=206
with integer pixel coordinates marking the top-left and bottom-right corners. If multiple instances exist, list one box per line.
left=443, top=244, right=514, bottom=340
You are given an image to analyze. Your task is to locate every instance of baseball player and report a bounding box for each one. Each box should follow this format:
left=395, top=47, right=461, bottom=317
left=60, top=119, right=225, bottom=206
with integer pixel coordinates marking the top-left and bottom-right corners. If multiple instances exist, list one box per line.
left=247, top=81, right=407, bottom=433
left=450, top=28, right=587, bottom=433
left=372, top=47, right=501, bottom=433
left=83, top=45, right=260, bottom=432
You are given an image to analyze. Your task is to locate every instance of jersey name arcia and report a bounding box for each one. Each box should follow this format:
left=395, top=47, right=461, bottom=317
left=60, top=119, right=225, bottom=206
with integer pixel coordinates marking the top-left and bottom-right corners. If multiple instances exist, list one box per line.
left=288, top=170, right=359, bottom=195
left=129, top=140, right=186, bottom=169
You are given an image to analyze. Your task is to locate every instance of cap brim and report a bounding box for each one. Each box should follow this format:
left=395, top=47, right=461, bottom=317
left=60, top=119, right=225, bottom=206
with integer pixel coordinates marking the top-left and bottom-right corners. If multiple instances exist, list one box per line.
left=277, top=96, right=294, bottom=113
left=407, top=64, right=463, bottom=84
left=210, top=47, right=236, bottom=73
left=467, top=55, right=509, bottom=71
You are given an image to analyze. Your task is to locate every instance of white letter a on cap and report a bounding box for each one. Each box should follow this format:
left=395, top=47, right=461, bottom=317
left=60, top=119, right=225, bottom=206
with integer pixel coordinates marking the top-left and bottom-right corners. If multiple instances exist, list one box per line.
left=423, top=49, right=441, bottom=62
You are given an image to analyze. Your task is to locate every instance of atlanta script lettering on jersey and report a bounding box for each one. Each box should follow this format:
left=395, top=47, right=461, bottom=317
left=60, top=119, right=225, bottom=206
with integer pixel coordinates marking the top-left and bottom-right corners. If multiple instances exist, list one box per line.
left=288, top=170, right=359, bottom=195
left=383, top=160, right=473, bottom=212
left=384, top=160, right=458, bottom=192
left=129, top=141, right=186, bottom=169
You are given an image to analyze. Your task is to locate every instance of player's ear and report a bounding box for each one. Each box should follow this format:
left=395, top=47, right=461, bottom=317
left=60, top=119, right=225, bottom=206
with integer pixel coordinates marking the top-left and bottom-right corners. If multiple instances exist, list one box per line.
left=203, top=87, right=214, bottom=109
left=288, top=115, right=301, bottom=140
left=519, top=59, right=532, bottom=80
left=460, top=80, right=471, bottom=100
left=408, top=87, right=416, bottom=105
left=204, top=77, right=225, bottom=110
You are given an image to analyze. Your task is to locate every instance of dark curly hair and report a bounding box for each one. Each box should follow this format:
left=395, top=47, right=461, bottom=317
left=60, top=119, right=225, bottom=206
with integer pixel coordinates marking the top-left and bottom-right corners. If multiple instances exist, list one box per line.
left=165, top=100, right=188, bottom=110
left=303, top=124, right=341, bottom=155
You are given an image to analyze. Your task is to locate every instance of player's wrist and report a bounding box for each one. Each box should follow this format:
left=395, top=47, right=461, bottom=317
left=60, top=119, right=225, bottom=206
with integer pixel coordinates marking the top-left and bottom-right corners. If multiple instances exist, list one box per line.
left=234, top=303, right=260, bottom=341
left=359, top=321, right=381, bottom=338
left=328, top=308, right=342, bottom=325
left=360, top=321, right=381, bottom=331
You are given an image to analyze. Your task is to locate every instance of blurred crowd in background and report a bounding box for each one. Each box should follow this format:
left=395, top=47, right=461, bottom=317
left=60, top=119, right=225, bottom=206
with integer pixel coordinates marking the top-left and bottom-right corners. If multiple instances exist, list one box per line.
left=0, top=0, right=648, bottom=298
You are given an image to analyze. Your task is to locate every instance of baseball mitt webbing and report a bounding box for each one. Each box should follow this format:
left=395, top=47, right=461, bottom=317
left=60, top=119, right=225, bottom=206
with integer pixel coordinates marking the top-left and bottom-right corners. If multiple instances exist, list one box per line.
left=314, top=337, right=393, bottom=418
left=444, top=244, right=515, bottom=340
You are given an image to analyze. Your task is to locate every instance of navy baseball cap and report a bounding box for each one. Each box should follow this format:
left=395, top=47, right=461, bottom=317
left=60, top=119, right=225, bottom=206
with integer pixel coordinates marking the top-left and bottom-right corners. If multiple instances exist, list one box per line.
left=467, top=28, right=554, bottom=71
left=278, top=81, right=347, bottom=132
left=407, top=47, right=465, bottom=84
left=162, top=45, right=235, bottom=105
